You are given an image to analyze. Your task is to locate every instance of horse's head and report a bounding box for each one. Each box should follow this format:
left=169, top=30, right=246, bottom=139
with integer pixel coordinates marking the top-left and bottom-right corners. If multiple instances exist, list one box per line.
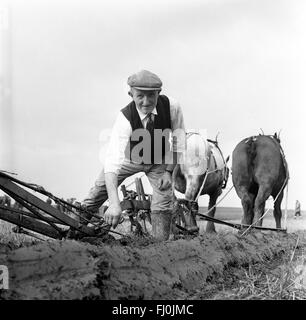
left=175, top=133, right=211, bottom=234
left=180, top=133, right=210, bottom=201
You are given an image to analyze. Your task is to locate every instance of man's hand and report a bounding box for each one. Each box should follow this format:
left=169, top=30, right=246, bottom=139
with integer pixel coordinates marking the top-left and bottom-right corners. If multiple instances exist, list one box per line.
left=158, top=171, right=172, bottom=190
left=104, top=203, right=122, bottom=229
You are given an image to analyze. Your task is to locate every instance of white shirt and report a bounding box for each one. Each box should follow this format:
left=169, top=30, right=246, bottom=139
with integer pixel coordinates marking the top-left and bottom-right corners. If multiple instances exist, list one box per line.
left=104, top=96, right=186, bottom=174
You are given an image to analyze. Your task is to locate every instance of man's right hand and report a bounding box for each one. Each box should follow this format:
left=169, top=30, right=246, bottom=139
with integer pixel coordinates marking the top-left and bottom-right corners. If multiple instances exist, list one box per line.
left=104, top=203, right=122, bottom=229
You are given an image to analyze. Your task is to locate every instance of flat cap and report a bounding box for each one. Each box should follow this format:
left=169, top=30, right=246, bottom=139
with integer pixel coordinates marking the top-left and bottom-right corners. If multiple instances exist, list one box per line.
left=127, top=70, right=162, bottom=91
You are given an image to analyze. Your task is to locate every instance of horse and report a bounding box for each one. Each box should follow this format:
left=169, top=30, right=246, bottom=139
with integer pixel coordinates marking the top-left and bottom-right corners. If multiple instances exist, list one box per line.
left=231, top=133, right=289, bottom=229
left=173, top=132, right=229, bottom=233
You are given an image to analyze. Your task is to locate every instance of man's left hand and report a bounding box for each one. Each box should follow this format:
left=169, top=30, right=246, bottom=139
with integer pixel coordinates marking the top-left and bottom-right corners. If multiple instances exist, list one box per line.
left=158, top=171, right=172, bottom=190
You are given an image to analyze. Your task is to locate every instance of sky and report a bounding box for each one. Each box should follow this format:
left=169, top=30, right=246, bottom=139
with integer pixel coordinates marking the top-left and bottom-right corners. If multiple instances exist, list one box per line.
left=0, top=0, right=305, bottom=209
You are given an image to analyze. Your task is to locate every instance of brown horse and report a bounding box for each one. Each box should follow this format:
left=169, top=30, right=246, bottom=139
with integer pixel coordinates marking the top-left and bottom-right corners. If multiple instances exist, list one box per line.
left=232, top=133, right=289, bottom=229
left=173, top=132, right=229, bottom=233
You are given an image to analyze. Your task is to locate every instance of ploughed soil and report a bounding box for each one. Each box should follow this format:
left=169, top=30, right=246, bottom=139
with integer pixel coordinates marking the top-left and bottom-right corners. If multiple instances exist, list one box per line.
left=1, top=229, right=306, bottom=300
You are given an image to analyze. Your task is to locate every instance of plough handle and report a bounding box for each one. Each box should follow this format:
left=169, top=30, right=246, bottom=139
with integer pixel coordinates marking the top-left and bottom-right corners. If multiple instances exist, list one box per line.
left=0, top=176, right=97, bottom=236
left=135, top=178, right=143, bottom=200
left=121, top=185, right=128, bottom=198
left=138, top=178, right=146, bottom=198
left=0, top=206, right=63, bottom=239
left=0, top=171, right=96, bottom=219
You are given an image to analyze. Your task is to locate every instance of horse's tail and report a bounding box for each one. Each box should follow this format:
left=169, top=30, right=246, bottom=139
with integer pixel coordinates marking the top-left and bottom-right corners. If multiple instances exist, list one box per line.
left=246, top=137, right=257, bottom=174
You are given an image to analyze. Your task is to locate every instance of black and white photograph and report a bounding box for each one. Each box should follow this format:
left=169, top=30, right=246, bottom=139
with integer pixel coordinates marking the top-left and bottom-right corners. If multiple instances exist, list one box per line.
left=1, top=0, right=306, bottom=306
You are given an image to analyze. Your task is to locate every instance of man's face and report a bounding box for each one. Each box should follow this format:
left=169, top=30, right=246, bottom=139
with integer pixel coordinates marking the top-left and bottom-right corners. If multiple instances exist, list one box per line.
left=130, top=88, right=160, bottom=115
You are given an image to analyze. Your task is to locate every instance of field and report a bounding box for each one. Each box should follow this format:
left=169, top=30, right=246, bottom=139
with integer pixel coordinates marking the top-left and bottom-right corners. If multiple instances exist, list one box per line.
left=1, top=207, right=306, bottom=300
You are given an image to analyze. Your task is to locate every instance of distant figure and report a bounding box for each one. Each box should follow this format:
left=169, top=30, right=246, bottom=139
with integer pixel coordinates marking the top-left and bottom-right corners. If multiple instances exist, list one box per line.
left=294, top=200, right=301, bottom=218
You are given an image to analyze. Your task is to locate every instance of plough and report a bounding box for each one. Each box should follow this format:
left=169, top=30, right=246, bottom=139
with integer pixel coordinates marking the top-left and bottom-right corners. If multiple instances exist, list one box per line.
left=0, top=170, right=286, bottom=242
left=0, top=171, right=153, bottom=241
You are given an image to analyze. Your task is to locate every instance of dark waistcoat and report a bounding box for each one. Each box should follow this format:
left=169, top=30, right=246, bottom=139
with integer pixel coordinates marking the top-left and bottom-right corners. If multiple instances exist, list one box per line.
left=121, top=95, right=171, bottom=164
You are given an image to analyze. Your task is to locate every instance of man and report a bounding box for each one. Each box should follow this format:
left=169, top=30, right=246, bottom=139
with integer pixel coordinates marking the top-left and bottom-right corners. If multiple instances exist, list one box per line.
left=82, top=70, right=186, bottom=240
left=294, top=200, right=301, bottom=218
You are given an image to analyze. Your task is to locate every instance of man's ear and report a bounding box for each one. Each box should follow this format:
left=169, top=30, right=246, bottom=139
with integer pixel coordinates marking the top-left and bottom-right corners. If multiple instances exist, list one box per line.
left=128, top=90, right=132, bottom=97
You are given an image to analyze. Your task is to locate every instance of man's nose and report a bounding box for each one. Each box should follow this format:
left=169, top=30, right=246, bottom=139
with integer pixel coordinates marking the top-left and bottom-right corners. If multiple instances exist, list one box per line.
left=142, top=96, right=150, bottom=106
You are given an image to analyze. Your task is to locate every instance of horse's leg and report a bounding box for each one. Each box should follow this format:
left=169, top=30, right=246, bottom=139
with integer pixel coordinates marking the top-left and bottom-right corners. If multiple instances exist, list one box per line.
left=236, top=187, right=255, bottom=225
left=273, top=190, right=283, bottom=229
left=258, top=204, right=265, bottom=226
left=206, top=190, right=219, bottom=233
left=253, top=185, right=272, bottom=227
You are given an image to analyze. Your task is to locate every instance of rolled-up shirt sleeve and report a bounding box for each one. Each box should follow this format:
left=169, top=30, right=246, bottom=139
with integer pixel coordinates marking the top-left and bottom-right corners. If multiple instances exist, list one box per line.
left=104, top=112, right=132, bottom=174
left=168, top=97, right=186, bottom=152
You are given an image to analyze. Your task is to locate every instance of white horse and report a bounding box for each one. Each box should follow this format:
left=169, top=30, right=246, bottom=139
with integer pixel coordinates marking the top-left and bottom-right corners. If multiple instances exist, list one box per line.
left=173, top=132, right=229, bottom=232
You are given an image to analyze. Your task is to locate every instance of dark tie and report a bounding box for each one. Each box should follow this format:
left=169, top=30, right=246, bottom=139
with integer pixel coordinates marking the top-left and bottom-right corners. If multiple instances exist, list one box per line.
left=146, top=113, right=154, bottom=136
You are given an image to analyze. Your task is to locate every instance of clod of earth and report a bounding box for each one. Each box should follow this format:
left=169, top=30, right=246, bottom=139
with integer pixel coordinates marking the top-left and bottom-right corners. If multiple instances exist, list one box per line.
left=0, top=231, right=301, bottom=300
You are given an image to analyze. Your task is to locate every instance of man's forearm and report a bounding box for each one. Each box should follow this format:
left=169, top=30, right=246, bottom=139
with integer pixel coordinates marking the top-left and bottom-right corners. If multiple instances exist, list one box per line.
left=105, top=172, right=121, bottom=206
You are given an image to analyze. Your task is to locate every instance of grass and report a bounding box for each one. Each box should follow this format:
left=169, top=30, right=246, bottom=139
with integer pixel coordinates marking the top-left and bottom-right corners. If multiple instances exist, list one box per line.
left=233, top=253, right=306, bottom=300
left=210, top=233, right=306, bottom=300
left=221, top=266, right=306, bottom=300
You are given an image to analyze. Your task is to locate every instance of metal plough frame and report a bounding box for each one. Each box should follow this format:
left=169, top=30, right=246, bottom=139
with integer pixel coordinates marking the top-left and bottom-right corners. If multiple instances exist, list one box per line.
left=0, top=171, right=101, bottom=239
left=0, top=171, right=153, bottom=240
